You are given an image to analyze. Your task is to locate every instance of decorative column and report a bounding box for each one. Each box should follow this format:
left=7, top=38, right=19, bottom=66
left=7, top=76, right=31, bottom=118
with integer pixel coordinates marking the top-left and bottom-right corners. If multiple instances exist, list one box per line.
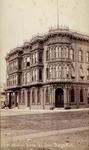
left=42, top=88, right=45, bottom=109
left=64, top=85, right=70, bottom=109
left=76, top=87, right=80, bottom=108
left=85, top=88, right=88, bottom=107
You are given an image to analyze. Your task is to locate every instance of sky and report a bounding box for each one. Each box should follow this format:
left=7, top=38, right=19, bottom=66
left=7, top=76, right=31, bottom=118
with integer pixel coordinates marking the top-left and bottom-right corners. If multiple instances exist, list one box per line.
left=0, top=0, right=89, bottom=84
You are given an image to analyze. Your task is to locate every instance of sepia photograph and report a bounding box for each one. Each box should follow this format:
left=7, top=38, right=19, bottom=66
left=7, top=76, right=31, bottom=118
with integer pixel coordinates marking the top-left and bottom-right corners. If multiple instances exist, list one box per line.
left=1, top=0, right=89, bottom=149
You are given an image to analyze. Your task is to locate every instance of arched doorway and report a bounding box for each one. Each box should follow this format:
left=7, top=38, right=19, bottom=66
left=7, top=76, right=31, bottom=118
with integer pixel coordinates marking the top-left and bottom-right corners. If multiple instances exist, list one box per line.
left=55, top=88, right=64, bottom=107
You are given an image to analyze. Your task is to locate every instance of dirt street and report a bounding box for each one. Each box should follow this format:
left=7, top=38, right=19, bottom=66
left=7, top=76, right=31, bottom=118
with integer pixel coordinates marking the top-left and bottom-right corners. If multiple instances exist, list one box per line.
left=1, top=109, right=89, bottom=150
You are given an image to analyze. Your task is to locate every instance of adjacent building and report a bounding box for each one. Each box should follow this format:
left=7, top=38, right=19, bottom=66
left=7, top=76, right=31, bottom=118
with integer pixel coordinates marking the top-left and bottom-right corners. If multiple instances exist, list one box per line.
left=5, top=27, right=89, bottom=109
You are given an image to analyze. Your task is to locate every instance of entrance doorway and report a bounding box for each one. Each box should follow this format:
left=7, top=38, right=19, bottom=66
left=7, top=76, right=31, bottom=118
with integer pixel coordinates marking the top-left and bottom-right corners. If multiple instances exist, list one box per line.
left=55, top=88, right=64, bottom=107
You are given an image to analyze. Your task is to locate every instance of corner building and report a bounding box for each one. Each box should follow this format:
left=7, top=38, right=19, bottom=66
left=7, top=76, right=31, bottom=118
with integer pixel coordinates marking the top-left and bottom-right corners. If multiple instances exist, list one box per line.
left=5, top=28, right=89, bottom=109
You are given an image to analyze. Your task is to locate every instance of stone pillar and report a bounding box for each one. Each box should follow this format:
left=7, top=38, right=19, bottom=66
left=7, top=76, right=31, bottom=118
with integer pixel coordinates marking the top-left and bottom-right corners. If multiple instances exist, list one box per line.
left=53, top=87, right=55, bottom=108
left=76, top=87, right=80, bottom=108
left=15, top=92, right=17, bottom=107
left=9, top=92, right=12, bottom=109
left=84, top=88, right=88, bottom=107
left=42, top=88, right=45, bottom=109
left=64, top=87, right=67, bottom=108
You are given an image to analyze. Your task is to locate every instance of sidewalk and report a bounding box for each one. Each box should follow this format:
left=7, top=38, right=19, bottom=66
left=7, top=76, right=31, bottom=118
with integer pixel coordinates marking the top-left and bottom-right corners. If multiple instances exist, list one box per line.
left=1, top=108, right=89, bottom=116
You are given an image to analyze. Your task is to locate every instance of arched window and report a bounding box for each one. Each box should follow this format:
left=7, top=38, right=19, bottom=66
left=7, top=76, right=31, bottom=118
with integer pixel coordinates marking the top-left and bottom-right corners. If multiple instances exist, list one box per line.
left=32, top=89, right=35, bottom=104
left=54, top=47, right=56, bottom=58
left=70, top=49, right=74, bottom=60
left=66, top=65, right=69, bottom=77
left=39, top=69, right=42, bottom=81
left=86, top=51, right=89, bottom=62
left=70, top=88, right=75, bottom=102
left=80, top=89, right=83, bottom=102
left=66, top=47, right=69, bottom=58
left=49, top=48, right=52, bottom=60
left=46, top=49, right=49, bottom=61
left=33, top=53, right=35, bottom=64
left=71, top=66, right=75, bottom=78
left=37, top=89, right=40, bottom=104
left=46, top=68, right=49, bottom=79
left=27, top=72, right=30, bottom=83
left=22, top=90, right=25, bottom=104
left=87, top=69, right=89, bottom=80
left=59, top=65, right=62, bottom=78
left=35, top=52, right=38, bottom=63
left=55, top=46, right=58, bottom=58
left=46, top=88, right=49, bottom=103
left=24, top=72, right=26, bottom=83
left=58, top=47, right=62, bottom=58
left=56, top=65, right=58, bottom=78
left=39, top=52, right=42, bottom=62
left=79, top=50, right=83, bottom=61
left=80, top=66, right=84, bottom=78
left=27, top=57, right=30, bottom=67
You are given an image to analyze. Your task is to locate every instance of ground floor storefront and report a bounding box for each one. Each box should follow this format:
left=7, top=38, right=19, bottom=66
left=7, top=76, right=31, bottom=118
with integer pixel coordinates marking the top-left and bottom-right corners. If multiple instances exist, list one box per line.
left=5, top=83, right=89, bottom=109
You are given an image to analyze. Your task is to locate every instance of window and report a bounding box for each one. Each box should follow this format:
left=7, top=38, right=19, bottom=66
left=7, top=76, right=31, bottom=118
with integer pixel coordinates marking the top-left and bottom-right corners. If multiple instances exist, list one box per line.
left=46, top=50, right=49, bottom=61
left=58, top=47, right=62, bottom=58
left=59, top=65, right=62, bottom=77
left=56, top=65, right=58, bottom=78
left=66, top=66, right=69, bottom=77
left=27, top=72, right=30, bottom=83
left=18, top=74, right=21, bottom=85
left=27, top=57, right=30, bottom=67
left=46, top=68, right=49, bottom=79
left=37, top=89, right=40, bottom=104
left=80, top=89, right=83, bottom=102
left=54, top=47, right=56, bottom=58
left=33, top=54, right=35, bottom=64
left=39, top=52, right=42, bottom=62
left=23, top=57, right=26, bottom=68
left=66, top=47, right=69, bottom=58
left=22, top=90, right=25, bottom=104
left=49, top=66, right=52, bottom=79
left=23, top=73, right=25, bottom=84
left=86, top=52, right=89, bottom=62
left=80, top=66, right=84, bottom=78
left=32, top=89, right=35, bottom=104
left=71, top=67, right=75, bottom=78
left=70, top=88, right=75, bottom=102
left=45, top=88, right=49, bottom=103
left=39, top=69, right=42, bottom=81
left=87, top=69, right=89, bottom=80
left=55, top=47, right=58, bottom=58
left=79, top=50, right=83, bottom=61
left=70, top=49, right=74, bottom=60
